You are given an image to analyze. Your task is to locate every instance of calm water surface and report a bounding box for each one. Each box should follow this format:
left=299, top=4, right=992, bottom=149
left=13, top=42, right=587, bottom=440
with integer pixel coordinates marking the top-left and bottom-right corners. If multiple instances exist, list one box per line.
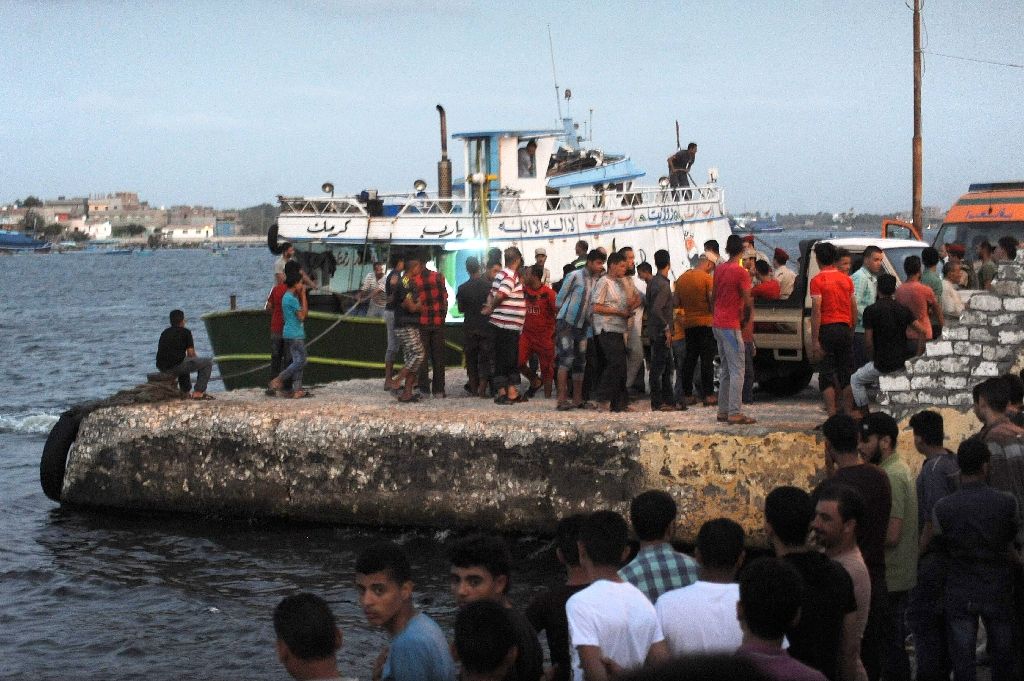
left=0, top=232, right=863, bottom=679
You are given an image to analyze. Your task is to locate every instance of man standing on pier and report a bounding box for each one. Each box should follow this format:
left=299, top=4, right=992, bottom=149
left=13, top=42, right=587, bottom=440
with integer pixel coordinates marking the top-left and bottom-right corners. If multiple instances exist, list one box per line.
left=415, top=257, right=449, bottom=398
left=810, top=241, right=856, bottom=417
left=555, top=249, right=605, bottom=410
left=156, top=309, right=213, bottom=400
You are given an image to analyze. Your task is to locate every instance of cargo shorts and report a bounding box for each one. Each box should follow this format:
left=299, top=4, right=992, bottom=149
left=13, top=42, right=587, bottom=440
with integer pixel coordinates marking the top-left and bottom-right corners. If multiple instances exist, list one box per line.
left=555, top=320, right=588, bottom=378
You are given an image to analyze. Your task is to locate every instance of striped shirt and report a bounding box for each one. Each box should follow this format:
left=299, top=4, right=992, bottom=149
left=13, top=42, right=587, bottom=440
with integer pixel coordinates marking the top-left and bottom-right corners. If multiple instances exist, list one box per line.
left=556, top=267, right=594, bottom=329
left=591, top=275, right=629, bottom=335
left=489, top=267, right=525, bottom=331
left=618, top=543, right=700, bottom=604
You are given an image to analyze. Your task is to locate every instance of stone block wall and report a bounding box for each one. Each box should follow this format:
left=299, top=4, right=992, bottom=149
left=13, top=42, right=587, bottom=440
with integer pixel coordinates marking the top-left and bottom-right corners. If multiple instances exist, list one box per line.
left=880, top=252, right=1024, bottom=420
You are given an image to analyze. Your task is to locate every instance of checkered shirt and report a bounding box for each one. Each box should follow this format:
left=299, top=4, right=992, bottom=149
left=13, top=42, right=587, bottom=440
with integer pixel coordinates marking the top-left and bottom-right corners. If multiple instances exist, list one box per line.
left=415, top=269, right=448, bottom=327
left=618, top=543, right=700, bottom=603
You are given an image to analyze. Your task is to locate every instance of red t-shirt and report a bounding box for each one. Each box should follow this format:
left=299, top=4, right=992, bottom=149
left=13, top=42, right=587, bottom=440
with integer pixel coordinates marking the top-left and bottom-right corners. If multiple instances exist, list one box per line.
left=894, top=280, right=936, bottom=340
left=267, top=283, right=288, bottom=333
left=712, top=261, right=752, bottom=330
left=751, top=280, right=781, bottom=300
left=523, top=284, right=557, bottom=339
left=810, top=267, right=854, bottom=326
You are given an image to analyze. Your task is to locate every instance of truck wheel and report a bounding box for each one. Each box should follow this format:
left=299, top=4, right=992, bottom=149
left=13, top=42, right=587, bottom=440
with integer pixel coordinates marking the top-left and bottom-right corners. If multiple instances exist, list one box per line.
left=760, top=363, right=814, bottom=397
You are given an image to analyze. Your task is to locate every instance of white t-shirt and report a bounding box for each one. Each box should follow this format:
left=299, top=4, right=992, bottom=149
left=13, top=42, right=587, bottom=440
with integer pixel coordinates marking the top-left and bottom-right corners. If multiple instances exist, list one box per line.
left=655, top=581, right=742, bottom=656
left=566, top=579, right=663, bottom=681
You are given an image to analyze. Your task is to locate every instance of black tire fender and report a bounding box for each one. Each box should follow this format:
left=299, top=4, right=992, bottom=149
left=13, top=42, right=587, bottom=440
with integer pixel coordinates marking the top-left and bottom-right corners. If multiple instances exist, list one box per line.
left=40, top=409, right=85, bottom=502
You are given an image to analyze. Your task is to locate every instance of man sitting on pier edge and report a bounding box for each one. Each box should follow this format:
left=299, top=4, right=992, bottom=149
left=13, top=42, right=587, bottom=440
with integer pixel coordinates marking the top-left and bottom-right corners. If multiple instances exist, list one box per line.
left=155, top=309, right=213, bottom=400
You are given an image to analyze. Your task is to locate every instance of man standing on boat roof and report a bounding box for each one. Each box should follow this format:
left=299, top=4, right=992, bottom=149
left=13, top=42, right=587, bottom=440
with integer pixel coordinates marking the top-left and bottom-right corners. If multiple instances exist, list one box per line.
left=667, top=142, right=697, bottom=197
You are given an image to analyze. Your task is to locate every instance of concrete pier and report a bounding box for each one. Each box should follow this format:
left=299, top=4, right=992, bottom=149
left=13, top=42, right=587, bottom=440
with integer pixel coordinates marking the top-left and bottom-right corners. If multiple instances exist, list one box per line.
left=62, top=373, right=836, bottom=544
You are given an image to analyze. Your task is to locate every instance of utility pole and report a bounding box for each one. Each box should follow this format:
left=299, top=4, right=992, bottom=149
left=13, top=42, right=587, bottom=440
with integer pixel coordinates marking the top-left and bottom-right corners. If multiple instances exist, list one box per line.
left=912, top=0, right=923, bottom=233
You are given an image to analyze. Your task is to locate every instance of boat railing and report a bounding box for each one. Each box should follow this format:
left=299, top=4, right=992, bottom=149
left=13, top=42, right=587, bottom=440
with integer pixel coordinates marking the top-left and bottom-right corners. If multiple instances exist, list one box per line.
left=279, top=184, right=723, bottom=219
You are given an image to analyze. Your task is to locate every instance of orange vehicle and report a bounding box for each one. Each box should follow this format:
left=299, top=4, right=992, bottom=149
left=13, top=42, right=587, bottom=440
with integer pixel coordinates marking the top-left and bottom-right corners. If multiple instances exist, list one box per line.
left=884, top=181, right=1024, bottom=252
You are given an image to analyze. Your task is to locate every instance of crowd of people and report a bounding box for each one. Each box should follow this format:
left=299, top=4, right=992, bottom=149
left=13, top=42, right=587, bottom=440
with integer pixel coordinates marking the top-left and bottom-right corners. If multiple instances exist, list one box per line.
left=271, top=388, right=1023, bottom=680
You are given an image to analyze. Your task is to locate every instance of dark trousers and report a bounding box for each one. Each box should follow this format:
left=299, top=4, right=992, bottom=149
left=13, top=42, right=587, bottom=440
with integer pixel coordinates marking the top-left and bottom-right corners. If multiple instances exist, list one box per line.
left=649, top=335, right=675, bottom=408
left=882, top=590, right=911, bottom=681
left=270, top=333, right=293, bottom=390
left=491, top=326, right=520, bottom=392
left=907, top=553, right=951, bottom=681
left=681, top=325, right=715, bottom=398
left=417, top=326, right=447, bottom=395
left=862, top=573, right=890, bottom=681
left=582, top=337, right=600, bottom=401
left=463, top=327, right=492, bottom=393
left=947, top=598, right=1018, bottom=681
left=596, top=331, right=628, bottom=410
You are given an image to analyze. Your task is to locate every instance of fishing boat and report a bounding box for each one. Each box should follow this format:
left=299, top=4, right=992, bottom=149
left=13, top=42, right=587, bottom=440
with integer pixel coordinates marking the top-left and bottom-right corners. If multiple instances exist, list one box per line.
left=0, top=229, right=52, bottom=253
left=204, top=106, right=733, bottom=390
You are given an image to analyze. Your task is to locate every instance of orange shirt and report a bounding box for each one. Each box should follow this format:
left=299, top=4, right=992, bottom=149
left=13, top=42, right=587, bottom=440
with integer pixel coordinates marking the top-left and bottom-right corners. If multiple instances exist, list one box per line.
left=674, top=269, right=714, bottom=328
left=810, top=267, right=854, bottom=326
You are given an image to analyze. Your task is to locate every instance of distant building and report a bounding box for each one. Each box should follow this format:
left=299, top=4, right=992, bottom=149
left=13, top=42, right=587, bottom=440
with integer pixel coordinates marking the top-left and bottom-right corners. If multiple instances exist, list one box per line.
left=75, top=221, right=112, bottom=240
left=162, top=225, right=213, bottom=241
left=214, top=219, right=237, bottom=237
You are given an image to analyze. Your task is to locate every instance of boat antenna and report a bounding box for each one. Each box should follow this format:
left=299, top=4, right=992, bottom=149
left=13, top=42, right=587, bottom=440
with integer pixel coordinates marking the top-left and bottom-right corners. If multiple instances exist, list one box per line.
left=588, top=108, right=593, bottom=142
left=547, top=24, right=562, bottom=121
left=675, top=120, right=681, bottom=149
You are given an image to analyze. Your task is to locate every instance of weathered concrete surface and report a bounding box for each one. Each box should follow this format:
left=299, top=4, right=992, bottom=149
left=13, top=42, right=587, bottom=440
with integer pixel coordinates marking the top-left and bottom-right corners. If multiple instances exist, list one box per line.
left=64, top=372, right=834, bottom=544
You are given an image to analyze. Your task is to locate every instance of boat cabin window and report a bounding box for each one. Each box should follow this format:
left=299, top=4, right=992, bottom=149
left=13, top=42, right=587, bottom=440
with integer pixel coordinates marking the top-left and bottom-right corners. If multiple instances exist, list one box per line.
left=518, top=139, right=537, bottom=178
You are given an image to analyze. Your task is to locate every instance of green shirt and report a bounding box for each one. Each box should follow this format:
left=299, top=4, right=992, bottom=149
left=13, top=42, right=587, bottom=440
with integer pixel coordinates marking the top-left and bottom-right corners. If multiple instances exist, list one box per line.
left=851, top=267, right=877, bottom=333
left=881, top=454, right=919, bottom=592
left=978, top=260, right=998, bottom=289
left=921, top=270, right=944, bottom=323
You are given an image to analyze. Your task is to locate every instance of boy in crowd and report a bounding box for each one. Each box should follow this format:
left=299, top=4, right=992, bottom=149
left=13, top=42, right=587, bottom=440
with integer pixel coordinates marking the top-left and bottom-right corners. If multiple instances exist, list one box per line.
left=655, top=518, right=746, bottom=656
left=269, top=272, right=310, bottom=398
left=906, top=410, right=957, bottom=681
left=851, top=245, right=883, bottom=369
left=354, top=543, right=455, bottom=681
left=453, top=601, right=519, bottom=681
left=646, top=250, right=678, bottom=411
left=809, top=241, right=856, bottom=417
left=934, top=439, right=1021, bottom=681
left=618, top=490, right=698, bottom=602
left=735, top=558, right=828, bottom=681
left=894, top=255, right=941, bottom=355
left=751, top=260, right=780, bottom=300
left=265, top=278, right=292, bottom=395
left=850, top=273, right=923, bottom=416
left=518, top=264, right=557, bottom=399
left=156, top=308, right=214, bottom=400
left=447, top=535, right=544, bottom=681
left=712, top=235, right=755, bottom=424
left=389, top=253, right=426, bottom=403
left=764, top=486, right=858, bottom=681
left=555, top=250, right=605, bottom=410
left=811, top=485, right=871, bottom=681
left=527, top=515, right=591, bottom=681
left=591, top=251, right=634, bottom=412
left=566, top=511, right=668, bottom=680
left=273, top=593, right=347, bottom=681
left=859, top=413, right=918, bottom=681
left=457, top=256, right=493, bottom=398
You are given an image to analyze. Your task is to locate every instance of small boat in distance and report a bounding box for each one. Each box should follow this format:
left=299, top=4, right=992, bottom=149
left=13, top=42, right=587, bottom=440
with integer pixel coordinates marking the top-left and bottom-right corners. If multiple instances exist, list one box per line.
left=204, top=105, right=734, bottom=389
left=0, top=229, right=51, bottom=253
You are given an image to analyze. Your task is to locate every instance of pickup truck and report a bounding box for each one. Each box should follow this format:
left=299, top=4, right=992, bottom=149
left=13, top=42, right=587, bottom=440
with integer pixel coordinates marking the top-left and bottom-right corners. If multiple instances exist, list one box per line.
left=752, top=237, right=929, bottom=396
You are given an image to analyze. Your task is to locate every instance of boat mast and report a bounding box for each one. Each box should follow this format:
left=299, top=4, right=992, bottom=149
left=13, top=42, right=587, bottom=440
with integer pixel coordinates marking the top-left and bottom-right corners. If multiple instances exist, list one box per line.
left=912, top=0, right=923, bottom=233
left=547, top=24, right=562, bottom=122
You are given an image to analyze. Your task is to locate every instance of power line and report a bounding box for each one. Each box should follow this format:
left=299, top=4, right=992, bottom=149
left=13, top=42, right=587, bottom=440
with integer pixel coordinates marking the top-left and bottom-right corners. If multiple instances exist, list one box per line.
left=920, top=49, right=1023, bottom=69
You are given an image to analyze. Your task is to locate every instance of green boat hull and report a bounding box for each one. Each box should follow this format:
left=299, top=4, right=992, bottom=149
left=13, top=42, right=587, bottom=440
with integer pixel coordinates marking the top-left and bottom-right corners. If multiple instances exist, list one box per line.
left=202, top=309, right=465, bottom=391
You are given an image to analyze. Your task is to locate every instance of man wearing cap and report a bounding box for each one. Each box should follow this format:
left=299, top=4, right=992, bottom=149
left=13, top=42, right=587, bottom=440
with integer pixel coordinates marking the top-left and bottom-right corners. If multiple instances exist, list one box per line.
left=533, top=248, right=551, bottom=286
left=945, top=243, right=974, bottom=288
left=772, top=248, right=796, bottom=300
left=741, top=235, right=768, bottom=265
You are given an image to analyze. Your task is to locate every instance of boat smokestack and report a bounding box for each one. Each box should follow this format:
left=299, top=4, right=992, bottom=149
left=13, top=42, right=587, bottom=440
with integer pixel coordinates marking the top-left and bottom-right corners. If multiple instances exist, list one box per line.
left=436, top=104, right=452, bottom=212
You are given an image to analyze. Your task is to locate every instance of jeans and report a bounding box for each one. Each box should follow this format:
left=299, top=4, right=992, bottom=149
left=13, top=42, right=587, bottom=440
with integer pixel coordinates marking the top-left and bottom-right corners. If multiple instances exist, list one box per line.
left=907, top=553, right=951, bottom=681
left=681, top=325, right=715, bottom=399
left=649, top=335, right=675, bottom=408
left=270, top=333, right=293, bottom=390
left=383, top=310, right=400, bottom=363
left=367, top=302, right=386, bottom=318
left=165, top=356, right=213, bottom=394
left=713, top=327, right=744, bottom=417
left=947, top=599, right=1018, bottom=681
left=417, top=326, right=446, bottom=395
left=742, top=340, right=754, bottom=403
left=596, top=331, right=628, bottom=410
left=277, top=339, right=307, bottom=391
left=672, top=338, right=687, bottom=403
left=851, top=361, right=883, bottom=408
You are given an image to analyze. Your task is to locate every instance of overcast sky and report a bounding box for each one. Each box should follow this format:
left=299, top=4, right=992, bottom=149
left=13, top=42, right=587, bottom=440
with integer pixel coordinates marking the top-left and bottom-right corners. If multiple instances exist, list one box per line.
left=2, top=0, right=1021, bottom=213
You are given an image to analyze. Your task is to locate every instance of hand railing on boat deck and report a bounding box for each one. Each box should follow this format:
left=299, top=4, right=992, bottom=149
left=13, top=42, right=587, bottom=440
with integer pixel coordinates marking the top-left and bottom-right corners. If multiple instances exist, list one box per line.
left=278, top=184, right=723, bottom=219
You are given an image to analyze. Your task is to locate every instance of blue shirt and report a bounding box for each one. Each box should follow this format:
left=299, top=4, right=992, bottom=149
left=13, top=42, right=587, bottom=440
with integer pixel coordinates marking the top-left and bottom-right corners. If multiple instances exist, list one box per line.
left=282, top=291, right=305, bottom=340
left=617, top=543, right=699, bottom=603
left=383, top=613, right=456, bottom=681
left=556, top=268, right=595, bottom=329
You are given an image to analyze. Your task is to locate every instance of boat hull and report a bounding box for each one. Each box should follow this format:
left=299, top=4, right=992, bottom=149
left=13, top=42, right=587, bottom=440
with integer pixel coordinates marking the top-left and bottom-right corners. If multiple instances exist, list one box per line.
left=202, top=309, right=465, bottom=390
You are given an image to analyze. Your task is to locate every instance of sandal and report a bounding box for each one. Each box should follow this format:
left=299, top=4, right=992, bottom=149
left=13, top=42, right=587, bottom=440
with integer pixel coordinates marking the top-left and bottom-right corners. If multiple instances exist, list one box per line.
left=397, top=392, right=419, bottom=403
left=290, top=391, right=314, bottom=399
left=525, top=380, right=543, bottom=398
left=717, top=414, right=729, bottom=422
left=556, top=401, right=576, bottom=411
left=494, top=394, right=512, bottom=405
left=727, top=414, right=757, bottom=425
left=191, top=393, right=215, bottom=401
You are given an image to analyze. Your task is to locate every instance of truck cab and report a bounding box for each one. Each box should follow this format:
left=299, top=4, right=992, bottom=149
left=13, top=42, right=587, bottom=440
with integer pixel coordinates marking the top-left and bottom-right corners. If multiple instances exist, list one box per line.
left=752, top=236, right=929, bottom=396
